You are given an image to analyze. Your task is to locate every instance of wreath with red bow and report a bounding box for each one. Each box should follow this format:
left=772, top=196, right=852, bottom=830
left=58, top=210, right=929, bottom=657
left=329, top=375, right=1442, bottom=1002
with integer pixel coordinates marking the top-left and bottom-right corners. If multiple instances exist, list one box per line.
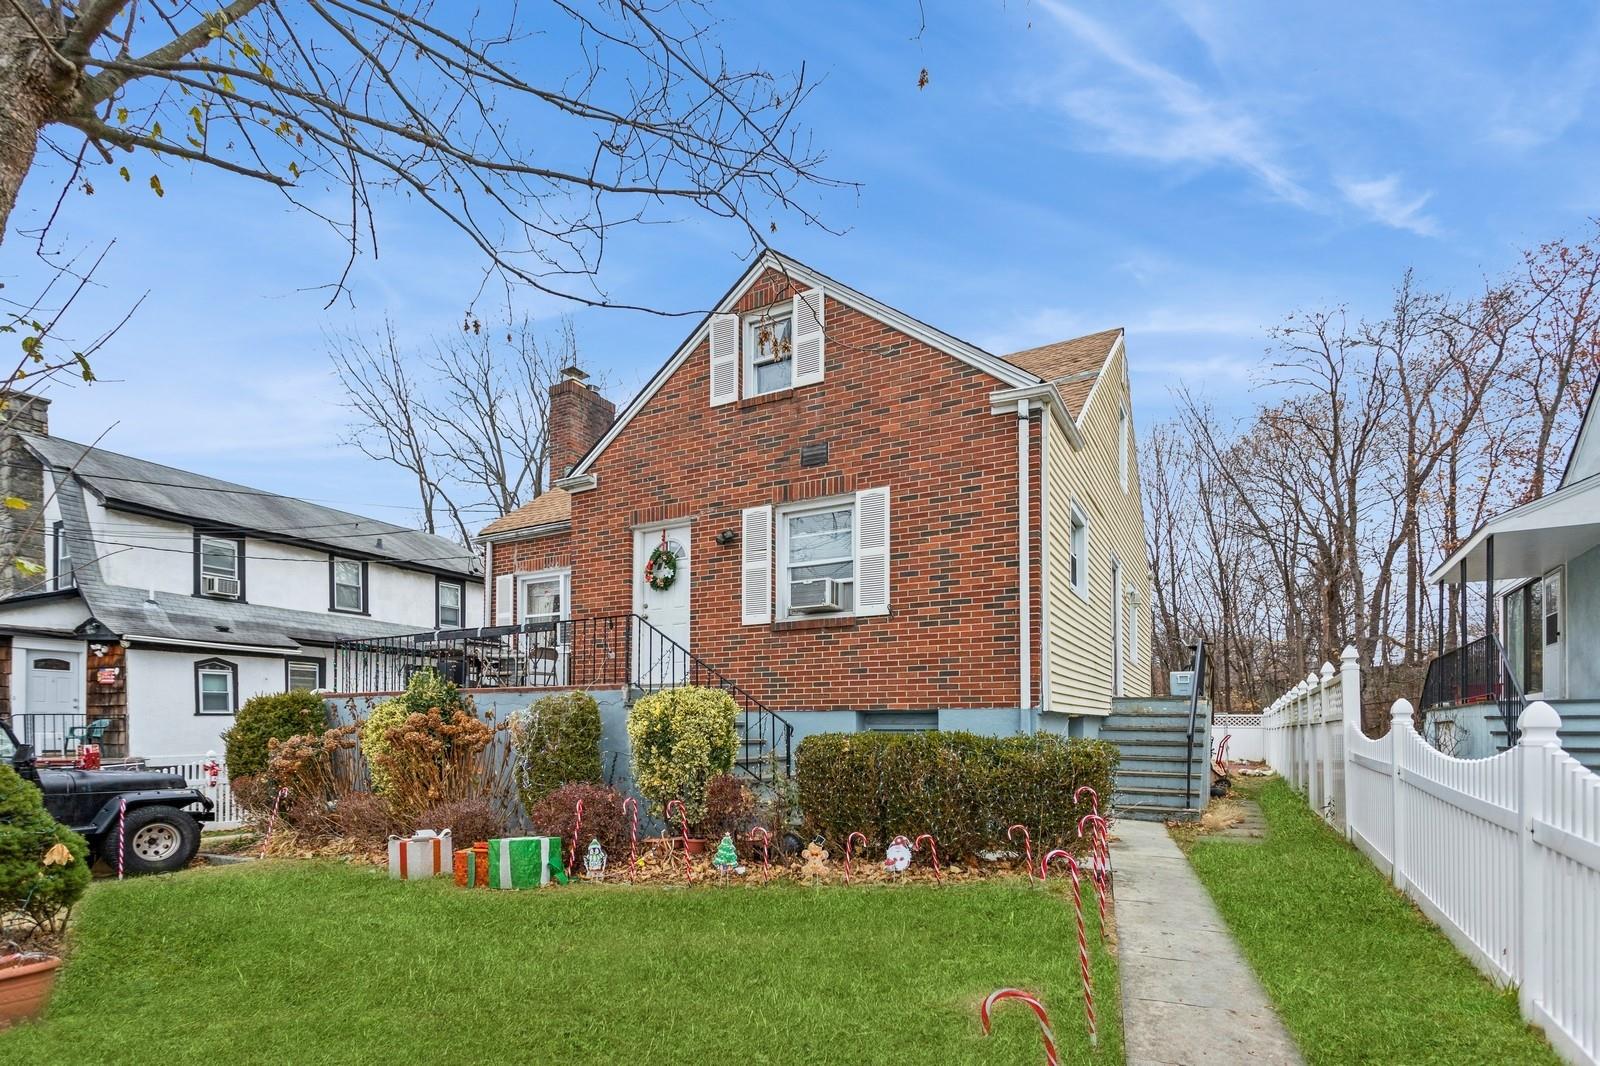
left=644, top=537, right=679, bottom=591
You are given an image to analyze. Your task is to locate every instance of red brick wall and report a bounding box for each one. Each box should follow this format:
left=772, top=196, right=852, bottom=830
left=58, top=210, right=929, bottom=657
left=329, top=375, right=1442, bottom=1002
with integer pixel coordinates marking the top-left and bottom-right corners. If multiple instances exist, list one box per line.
left=548, top=379, right=615, bottom=483
left=564, top=268, right=1035, bottom=712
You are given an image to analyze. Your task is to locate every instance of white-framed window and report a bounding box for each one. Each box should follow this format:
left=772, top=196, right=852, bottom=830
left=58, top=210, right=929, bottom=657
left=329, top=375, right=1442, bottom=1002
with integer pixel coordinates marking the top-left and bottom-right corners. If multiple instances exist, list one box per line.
left=519, top=572, right=565, bottom=626
left=195, top=658, right=237, bottom=715
left=331, top=557, right=366, bottom=612
left=286, top=658, right=323, bottom=692
left=199, top=535, right=242, bottom=598
left=744, top=305, right=795, bottom=397
left=516, top=569, right=570, bottom=686
left=437, top=580, right=464, bottom=628
left=1118, top=402, right=1130, bottom=492
left=52, top=520, right=74, bottom=590
left=1068, top=505, right=1089, bottom=598
left=777, top=499, right=855, bottom=618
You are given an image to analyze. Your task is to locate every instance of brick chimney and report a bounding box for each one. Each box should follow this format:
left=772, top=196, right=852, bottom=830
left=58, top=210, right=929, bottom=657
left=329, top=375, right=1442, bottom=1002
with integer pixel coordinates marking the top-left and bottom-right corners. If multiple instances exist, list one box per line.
left=0, top=393, right=50, bottom=598
left=547, top=366, right=615, bottom=483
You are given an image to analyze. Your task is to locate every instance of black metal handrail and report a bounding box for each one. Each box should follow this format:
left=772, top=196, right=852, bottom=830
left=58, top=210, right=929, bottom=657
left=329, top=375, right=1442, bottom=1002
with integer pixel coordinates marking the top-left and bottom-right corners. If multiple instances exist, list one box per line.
left=1419, top=634, right=1524, bottom=745
left=1184, top=640, right=1208, bottom=810
left=332, top=613, right=795, bottom=787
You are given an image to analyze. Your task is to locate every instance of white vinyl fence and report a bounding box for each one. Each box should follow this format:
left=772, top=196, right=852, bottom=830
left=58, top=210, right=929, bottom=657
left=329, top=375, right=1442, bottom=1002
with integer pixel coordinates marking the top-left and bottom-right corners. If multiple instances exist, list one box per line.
left=1264, top=647, right=1600, bottom=1066
left=1213, top=713, right=1265, bottom=762
left=143, top=754, right=246, bottom=830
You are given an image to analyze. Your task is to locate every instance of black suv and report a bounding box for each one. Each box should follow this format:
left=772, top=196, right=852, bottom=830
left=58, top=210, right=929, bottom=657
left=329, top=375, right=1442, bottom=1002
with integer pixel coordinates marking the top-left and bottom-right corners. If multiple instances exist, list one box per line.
left=2, top=719, right=215, bottom=874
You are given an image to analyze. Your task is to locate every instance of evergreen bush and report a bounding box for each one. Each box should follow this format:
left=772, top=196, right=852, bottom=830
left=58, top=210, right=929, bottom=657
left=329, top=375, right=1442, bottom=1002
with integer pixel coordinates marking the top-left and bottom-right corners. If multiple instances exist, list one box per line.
left=0, top=764, right=89, bottom=934
left=625, top=685, right=737, bottom=824
left=510, top=691, right=602, bottom=810
left=222, top=689, right=328, bottom=780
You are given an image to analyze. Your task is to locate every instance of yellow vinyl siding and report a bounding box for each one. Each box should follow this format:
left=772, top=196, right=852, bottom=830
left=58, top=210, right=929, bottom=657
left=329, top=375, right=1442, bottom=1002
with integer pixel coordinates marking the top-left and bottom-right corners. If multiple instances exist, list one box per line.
left=1044, top=342, right=1152, bottom=714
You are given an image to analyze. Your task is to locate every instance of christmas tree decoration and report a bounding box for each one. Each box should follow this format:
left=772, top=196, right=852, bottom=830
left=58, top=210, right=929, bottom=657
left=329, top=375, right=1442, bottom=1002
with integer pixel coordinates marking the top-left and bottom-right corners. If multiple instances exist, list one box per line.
left=453, top=842, right=490, bottom=888
left=711, top=833, right=738, bottom=875
left=487, top=836, right=568, bottom=889
left=800, top=838, right=830, bottom=883
left=583, top=839, right=608, bottom=881
left=882, top=835, right=912, bottom=873
left=388, top=829, right=454, bottom=880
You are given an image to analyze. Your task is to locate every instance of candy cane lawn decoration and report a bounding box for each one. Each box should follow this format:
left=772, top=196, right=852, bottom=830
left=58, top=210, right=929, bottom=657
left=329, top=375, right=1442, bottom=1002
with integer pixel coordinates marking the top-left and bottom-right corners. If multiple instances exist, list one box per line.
left=665, top=799, right=693, bottom=883
left=1077, top=814, right=1111, bottom=940
left=912, top=833, right=942, bottom=884
left=749, top=826, right=771, bottom=883
left=116, top=797, right=127, bottom=881
left=1042, top=849, right=1096, bottom=1048
left=1006, top=824, right=1035, bottom=883
left=569, top=798, right=585, bottom=873
left=622, top=797, right=639, bottom=881
left=979, top=988, right=1059, bottom=1066
left=1074, top=783, right=1113, bottom=887
left=844, top=832, right=868, bottom=883
left=259, top=787, right=289, bottom=859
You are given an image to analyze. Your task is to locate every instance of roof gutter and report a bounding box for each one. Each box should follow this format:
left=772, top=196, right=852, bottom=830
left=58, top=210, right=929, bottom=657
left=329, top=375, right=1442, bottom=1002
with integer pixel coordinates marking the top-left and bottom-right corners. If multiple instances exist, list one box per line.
left=988, top=384, right=1084, bottom=449
left=124, top=634, right=301, bottom=655
left=476, top=520, right=573, bottom=544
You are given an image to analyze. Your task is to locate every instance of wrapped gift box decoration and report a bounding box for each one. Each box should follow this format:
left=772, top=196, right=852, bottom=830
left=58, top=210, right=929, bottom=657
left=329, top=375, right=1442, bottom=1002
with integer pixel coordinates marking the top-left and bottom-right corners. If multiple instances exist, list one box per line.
left=387, top=829, right=453, bottom=880
left=487, top=836, right=568, bottom=889
left=453, top=842, right=490, bottom=888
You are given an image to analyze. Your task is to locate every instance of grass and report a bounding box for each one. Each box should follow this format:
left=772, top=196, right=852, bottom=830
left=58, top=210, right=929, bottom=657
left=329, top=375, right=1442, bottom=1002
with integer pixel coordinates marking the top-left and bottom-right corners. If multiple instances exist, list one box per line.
left=1179, top=777, right=1558, bottom=1065
left=2, top=862, right=1120, bottom=1065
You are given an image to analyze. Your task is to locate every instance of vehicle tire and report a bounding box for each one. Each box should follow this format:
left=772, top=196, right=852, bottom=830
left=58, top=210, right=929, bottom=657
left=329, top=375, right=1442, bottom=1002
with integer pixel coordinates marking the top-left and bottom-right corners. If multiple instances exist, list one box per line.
left=112, top=805, right=201, bottom=875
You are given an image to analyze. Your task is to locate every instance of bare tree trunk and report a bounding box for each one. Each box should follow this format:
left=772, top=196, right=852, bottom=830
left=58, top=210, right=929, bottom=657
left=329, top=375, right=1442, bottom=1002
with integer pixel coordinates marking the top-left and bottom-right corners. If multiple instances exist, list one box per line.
left=0, top=5, right=73, bottom=237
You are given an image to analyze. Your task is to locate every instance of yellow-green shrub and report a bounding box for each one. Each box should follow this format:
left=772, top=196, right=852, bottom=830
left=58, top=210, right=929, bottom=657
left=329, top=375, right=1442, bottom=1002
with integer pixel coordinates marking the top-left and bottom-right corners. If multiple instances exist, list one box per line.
left=359, top=698, right=407, bottom=795
left=626, top=686, right=737, bottom=824
left=511, top=691, right=602, bottom=809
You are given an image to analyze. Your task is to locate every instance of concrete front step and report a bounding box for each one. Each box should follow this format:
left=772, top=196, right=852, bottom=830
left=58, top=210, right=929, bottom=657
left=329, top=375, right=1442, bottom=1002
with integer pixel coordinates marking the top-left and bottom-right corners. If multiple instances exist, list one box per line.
left=1102, top=717, right=1201, bottom=732
left=1119, top=802, right=1203, bottom=823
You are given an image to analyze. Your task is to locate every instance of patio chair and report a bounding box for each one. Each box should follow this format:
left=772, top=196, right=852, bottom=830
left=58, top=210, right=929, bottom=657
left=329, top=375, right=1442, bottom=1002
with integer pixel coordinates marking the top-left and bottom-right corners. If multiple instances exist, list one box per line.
left=64, top=717, right=112, bottom=753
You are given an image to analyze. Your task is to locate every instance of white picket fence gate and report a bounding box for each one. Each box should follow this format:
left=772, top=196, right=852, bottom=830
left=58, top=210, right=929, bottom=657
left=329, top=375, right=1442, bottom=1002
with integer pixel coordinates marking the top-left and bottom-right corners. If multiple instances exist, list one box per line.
left=1263, top=647, right=1600, bottom=1066
left=143, top=754, right=246, bottom=830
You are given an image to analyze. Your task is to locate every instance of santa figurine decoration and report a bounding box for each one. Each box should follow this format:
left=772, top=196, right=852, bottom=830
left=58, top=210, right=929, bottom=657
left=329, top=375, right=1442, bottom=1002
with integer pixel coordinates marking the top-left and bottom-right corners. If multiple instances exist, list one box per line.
left=883, top=835, right=913, bottom=874
left=582, top=838, right=607, bottom=881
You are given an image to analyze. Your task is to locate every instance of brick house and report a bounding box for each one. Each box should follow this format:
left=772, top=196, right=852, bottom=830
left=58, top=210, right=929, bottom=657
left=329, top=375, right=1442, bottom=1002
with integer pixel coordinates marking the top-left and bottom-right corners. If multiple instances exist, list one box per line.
left=479, top=251, right=1151, bottom=742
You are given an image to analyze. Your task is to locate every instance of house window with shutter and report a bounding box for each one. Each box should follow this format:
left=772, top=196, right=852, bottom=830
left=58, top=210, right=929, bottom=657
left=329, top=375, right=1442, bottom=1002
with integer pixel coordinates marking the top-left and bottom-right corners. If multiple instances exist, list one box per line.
left=778, top=501, right=855, bottom=617
left=745, top=486, right=888, bottom=624
left=744, top=306, right=795, bottom=396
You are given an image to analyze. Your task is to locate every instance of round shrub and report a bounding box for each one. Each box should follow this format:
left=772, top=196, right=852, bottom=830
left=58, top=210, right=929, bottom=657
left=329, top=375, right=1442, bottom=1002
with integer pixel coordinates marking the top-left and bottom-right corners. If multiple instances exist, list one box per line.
left=0, top=763, right=89, bottom=934
left=626, top=685, right=737, bottom=823
left=397, top=669, right=465, bottom=718
left=527, top=783, right=631, bottom=859
left=511, top=691, right=602, bottom=810
left=697, top=772, right=756, bottom=850
left=222, top=689, right=329, bottom=780
left=359, top=698, right=407, bottom=795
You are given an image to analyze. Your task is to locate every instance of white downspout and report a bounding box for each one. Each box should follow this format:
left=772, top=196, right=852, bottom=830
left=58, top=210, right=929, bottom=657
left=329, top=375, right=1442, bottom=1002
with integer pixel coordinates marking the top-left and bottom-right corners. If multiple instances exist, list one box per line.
left=1039, top=411, right=1051, bottom=720
left=1017, top=398, right=1032, bottom=728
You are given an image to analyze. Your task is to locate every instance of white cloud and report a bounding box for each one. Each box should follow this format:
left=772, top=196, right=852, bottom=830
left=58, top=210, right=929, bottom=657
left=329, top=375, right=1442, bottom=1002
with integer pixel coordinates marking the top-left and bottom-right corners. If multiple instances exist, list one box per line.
left=1335, top=175, right=1439, bottom=237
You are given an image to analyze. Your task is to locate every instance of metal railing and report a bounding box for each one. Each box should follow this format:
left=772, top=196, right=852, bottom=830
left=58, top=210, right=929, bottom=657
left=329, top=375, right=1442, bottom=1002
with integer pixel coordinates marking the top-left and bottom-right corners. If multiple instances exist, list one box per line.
left=331, top=613, right=795, bottom=788
left=1419, top=634, right=1525, bottom=745
left=1184, top=640, right=1209, bottom=810
left=2, top=712, right=125, bottom=759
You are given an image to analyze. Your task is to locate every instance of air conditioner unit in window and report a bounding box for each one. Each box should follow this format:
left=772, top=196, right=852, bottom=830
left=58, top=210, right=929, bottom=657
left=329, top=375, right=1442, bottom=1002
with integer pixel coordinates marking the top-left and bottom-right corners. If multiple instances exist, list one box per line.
left=202, top=574, right=240, bottom=598
left=790, top=578, right=844, bottom=613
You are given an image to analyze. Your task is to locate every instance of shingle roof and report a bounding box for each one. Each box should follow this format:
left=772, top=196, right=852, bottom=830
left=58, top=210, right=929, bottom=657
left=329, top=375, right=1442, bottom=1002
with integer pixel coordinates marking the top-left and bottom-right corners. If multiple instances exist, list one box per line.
left=479, top=488, right=571, bottom=538
left=21, top=433, right=478, bottom=578
left=1002, top=328, right=1123, bottom=418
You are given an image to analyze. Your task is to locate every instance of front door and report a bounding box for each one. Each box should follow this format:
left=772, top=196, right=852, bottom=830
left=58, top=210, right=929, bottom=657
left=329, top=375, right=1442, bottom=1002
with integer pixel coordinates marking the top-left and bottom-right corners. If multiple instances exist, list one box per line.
left=1542, top=568, right=1564, bottom=699
left=25, top=653, right=80, bottom=754
left=634, top=524, right=691, bottom=687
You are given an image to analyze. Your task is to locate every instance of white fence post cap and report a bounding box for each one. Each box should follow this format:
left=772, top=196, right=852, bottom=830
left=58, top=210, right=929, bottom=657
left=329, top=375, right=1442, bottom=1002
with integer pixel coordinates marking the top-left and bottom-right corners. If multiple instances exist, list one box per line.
left=1391, top=697, right=1413, bottom=721
left=1306, top=672, right=1319, bottom=687
left=1517, top=700, right=1562, bottom=747
left=1340, top=644, right=1359, bottom=664
left=1320, top=661, right=1335, bottom=680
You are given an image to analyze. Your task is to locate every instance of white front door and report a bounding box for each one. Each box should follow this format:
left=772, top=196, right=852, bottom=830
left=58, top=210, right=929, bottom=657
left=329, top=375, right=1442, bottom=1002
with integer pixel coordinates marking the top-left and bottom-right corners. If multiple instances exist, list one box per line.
left=634, top=524, right=691, bottom=686
left=1542, top=568, right=1564, bottom=699
left=25, top=652, right=80, bottom=753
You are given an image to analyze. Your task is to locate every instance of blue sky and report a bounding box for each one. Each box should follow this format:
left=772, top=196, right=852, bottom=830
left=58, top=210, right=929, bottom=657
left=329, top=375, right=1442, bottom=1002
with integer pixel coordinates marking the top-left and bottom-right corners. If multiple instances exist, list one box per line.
left=6, top=1, right=1598, bottom=531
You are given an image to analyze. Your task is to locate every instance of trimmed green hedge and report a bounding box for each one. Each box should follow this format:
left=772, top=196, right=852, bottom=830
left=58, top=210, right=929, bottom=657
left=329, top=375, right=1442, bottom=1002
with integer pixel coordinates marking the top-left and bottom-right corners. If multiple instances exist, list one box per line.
left=511, top=690, right=603, bottom=808
left=222, top=690, right=329, bottom=780
left=795, top=731, right=1118, bottom=860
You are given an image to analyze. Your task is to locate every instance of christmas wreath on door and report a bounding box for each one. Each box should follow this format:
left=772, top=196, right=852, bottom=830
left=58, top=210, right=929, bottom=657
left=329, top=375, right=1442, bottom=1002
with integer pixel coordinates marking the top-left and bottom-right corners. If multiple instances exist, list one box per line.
left=644, top=534, right=679, bottom=591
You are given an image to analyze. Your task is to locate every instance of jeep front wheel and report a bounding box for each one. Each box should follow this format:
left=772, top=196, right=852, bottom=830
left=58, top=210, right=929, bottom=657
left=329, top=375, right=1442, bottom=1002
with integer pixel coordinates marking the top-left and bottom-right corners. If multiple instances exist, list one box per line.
left=111, top=806, right=201, bottom=875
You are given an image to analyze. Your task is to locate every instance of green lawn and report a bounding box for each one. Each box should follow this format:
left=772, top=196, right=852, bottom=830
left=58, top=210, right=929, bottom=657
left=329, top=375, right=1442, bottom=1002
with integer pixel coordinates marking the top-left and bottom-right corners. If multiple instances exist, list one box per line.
left=1181, top=777, right=1557, bottom=1065
left=3, top=862, right=1120, bottom=1065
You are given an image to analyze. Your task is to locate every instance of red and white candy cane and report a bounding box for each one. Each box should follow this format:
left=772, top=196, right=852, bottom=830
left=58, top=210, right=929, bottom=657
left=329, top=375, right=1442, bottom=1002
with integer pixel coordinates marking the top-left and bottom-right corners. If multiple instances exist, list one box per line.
left=1042, top=849, right=1097, bottom=1048
left=1007, top=823, right=1036, bottom=883
left=259, top=787, right=289, bottom=859
left=912, top=833, right=942, bottom=884
left=979, top=988, right=1059, bottom=1066
left=844, top=831, right=868, bottom=883
left=569, top=798, right=585, bottom=873
left=116, top=797, right=127, bottom=881
left=665, top=799, right=693, bottom=883
left=1077, top=814, right=1111, bottom=939
left=622, top=797, right=640, bottom=881
left=749, top=826, right=771, bottom=884
left=1074, top=785, right=1111, bottom=887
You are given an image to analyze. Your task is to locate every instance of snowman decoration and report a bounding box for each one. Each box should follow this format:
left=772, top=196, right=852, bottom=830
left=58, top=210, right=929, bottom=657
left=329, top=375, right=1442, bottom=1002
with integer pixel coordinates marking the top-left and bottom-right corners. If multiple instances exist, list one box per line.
left=582, top=838, right=607, bottom=881
left=883, top=835, right=913, bottom=874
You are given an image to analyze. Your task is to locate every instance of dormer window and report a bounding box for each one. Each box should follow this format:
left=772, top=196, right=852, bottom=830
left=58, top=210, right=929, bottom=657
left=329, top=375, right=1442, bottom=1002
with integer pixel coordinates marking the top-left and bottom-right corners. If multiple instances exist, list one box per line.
left=197, top=534, right=243, bottom=599
left=745, top=307, right=794, bottom=396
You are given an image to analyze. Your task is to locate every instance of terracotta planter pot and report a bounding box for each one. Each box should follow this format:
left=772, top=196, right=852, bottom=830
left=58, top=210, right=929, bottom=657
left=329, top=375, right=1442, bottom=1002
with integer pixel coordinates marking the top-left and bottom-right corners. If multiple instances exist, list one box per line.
left=681, top=837, right=707, bottom=856
left=0, top=954, right=61, bottom=1028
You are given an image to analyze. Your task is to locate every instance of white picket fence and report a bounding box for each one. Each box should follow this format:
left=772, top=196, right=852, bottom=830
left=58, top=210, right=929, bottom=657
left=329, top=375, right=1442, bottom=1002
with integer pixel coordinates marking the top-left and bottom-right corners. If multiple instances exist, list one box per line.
left=143, top=754, right=246, bottom=830
left=1264, top=647, right=1600, bottom=1066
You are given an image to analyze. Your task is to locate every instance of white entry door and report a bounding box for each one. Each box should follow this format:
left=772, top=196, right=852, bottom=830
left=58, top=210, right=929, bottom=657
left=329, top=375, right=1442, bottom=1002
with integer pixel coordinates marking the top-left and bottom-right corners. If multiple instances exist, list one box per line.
left=634, top=524, right=691, bottom=686
left=25, top=652, right=80, bottom=753
left=1542, top=568, right=1564, bottom=699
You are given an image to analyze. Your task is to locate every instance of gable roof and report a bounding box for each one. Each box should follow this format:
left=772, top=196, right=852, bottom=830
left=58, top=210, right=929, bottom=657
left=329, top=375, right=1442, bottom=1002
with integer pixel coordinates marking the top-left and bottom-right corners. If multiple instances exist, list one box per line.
left=1561, top=377, right=1600, bottom=488
left=479, top=488, right=571, bottom=538
left=562, top=251, right=1046, bottom=483
left=1002, top=328, right=1124, bottom=420
left=21, top=433, right=479, bottom=579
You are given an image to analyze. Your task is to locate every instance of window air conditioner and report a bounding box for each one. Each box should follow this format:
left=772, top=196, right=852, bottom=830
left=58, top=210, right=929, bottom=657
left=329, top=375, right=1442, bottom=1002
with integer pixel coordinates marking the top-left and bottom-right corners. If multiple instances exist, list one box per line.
left=203, top=574, right=241, bottom=598
left=790, top=578, right=844, bottom=613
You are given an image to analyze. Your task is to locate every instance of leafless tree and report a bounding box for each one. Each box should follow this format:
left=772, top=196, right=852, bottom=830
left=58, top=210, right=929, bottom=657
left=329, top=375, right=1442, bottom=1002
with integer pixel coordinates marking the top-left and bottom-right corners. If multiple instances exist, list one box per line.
left=1, top=1, right=844, bottom=304
left=330, top=315, right=578, bottom=543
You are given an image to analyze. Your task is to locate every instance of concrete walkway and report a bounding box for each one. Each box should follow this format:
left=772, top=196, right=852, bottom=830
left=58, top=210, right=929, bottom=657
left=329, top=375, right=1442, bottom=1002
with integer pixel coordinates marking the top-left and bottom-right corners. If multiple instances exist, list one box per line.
left=1113, top=820, right=1303, bottom=1065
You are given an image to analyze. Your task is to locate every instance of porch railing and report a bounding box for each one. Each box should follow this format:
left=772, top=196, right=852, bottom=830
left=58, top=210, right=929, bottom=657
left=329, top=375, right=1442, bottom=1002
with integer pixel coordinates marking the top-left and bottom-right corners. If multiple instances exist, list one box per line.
left=331, top=613, right=795, bottom=788
left=2, top=712, right=126, bottom=759
left=1419, top=634, right=1525, bottom=744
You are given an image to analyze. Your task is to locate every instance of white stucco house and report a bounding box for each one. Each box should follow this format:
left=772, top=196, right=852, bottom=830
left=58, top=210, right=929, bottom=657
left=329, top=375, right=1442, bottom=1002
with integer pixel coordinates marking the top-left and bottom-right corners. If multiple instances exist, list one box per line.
left=0, top=398, right=482, bottom=761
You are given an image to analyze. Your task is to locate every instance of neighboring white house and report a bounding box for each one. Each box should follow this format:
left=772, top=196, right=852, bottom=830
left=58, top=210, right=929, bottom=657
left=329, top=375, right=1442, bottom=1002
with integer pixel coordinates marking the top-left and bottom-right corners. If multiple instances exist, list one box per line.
left=0, top=415, right=482, bottom=760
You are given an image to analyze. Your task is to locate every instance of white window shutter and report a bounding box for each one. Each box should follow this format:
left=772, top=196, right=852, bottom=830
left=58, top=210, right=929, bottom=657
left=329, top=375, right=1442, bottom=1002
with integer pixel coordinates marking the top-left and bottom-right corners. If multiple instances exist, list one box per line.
left=791, top=288, right=825, bottom=386
left=709, top=313, right=739, bottom=406
left=741, top=506, right=773, bottom=625
left=495, top=573, right=513, bottom=625
left=854, top=487, right=890, bottom=616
